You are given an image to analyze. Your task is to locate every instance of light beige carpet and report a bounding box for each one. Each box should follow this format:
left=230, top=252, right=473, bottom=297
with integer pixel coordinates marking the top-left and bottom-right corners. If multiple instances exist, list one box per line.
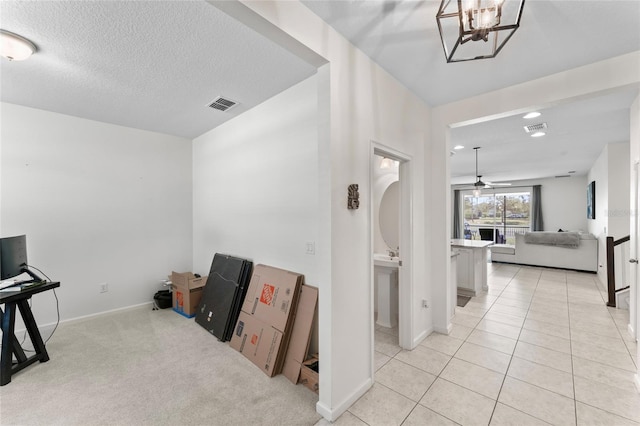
left=0, top=305, right=321, bottom=425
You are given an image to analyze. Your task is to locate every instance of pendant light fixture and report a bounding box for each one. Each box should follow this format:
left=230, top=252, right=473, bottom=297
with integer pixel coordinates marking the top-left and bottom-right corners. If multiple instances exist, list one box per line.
left=1, top=29, right=37, bottom=61
left=473, top=147, right=486, bottom=197
left=436, top=0, right=525, bottom=63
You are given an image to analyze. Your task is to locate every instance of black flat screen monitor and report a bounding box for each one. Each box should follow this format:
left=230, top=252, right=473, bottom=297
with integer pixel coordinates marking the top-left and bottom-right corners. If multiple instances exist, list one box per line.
left=0, top=235, right=29, bottom=280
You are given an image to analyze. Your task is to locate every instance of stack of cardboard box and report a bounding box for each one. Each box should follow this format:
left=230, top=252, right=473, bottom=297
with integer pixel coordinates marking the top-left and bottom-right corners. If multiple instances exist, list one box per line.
left=230, top=264, right=308, bottom=377
left=171, top=262, right=319, bottom=392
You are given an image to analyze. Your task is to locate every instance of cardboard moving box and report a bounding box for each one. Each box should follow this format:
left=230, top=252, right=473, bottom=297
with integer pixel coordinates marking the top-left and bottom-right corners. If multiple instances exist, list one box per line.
left=230, top=311, right=282, bottom=377
left=171, top=272, right=206, bottom=318
left=231, top=264, right=304, bottom=376
left=299, top=355, right=319, bottom=394
left=282, top=285, right=318, bottom=384
left=241, top=264, right=304, bottom=333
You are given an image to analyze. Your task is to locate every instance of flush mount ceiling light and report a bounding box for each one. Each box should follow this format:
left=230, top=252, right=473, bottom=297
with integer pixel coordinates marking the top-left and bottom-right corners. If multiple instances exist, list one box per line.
left=1, top=29, right=37, bottom=61
left=436, top=0, right=525, bottom=63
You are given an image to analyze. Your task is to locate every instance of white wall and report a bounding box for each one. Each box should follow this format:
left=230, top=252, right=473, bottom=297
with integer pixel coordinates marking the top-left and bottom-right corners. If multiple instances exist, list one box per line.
left=608, top=142, right=631, bottom=239
left=588, top=142, right=631, bottom=286
left=228, top=2, right=430, bottom=420
left=588, top=146, right=609, bottom=284
left=537, top=177, right=589, bottom=232
left=192, top=75, right=320, bottom=284
left=0, top=103, right=193, bottom=325
left=588, top=145, right=609, bottom=235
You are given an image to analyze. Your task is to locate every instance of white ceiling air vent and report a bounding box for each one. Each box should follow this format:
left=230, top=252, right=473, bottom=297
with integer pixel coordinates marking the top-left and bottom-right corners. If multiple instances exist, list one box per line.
left=523, top=122, right=547, bottom=133
left=207, top=96, right=238, bottom=112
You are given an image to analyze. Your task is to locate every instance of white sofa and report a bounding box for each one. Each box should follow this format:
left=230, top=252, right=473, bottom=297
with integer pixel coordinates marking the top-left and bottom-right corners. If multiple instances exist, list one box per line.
left=490, top=232, right=598, bottom=272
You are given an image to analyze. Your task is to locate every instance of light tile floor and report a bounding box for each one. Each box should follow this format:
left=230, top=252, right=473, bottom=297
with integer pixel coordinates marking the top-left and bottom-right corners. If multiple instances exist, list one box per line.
left=320, top=263, right=640, bottom=425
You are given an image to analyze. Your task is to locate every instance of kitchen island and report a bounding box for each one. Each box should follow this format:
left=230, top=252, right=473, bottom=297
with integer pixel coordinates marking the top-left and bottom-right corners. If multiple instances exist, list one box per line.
left=451, top=239, right=493, bottom=297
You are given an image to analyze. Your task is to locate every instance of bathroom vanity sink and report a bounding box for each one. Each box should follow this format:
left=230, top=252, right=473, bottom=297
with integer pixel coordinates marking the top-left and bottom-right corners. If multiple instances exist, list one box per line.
left=373, top=253, right=400, bottom=268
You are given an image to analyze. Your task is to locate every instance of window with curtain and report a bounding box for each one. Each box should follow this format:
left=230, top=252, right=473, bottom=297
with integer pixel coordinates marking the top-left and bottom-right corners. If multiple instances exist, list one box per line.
left=531, top=185, right=544, bottom=231
left=461, top=189, right=532, bottom=244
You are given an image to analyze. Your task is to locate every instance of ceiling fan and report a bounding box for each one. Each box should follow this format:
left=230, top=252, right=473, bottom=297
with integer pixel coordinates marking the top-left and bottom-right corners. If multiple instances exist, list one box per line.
left=468, top=147, right=511, bottom=193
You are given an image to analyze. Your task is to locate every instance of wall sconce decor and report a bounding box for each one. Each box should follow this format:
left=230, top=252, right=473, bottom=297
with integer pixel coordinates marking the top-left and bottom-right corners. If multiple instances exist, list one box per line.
left=348, top=184, right=360, bottom=210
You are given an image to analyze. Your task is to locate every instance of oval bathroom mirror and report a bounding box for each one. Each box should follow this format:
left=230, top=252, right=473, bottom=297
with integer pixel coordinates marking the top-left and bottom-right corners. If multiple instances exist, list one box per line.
left=379, top=181, right=400, bottom=252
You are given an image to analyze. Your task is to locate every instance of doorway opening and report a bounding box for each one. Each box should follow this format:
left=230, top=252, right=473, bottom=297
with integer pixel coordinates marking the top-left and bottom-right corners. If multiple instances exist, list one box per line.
left=371, top=144, right=413, bottom=376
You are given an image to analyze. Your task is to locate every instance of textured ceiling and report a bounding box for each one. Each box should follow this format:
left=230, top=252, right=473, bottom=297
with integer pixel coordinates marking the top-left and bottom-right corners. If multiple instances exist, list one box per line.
left=1, top=1, right=639, bottom=183
left=0, top=1, right=317, bottom=139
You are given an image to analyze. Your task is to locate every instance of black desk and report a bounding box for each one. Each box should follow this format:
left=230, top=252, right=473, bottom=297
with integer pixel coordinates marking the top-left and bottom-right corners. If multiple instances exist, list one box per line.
left=0, top=281, right=60, bottom=385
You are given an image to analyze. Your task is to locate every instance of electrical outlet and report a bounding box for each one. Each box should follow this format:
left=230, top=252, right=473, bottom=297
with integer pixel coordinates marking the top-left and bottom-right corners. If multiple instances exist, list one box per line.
left=306, top=241, right=315, bottom=255
left=99, top=283, right=109, bottom=293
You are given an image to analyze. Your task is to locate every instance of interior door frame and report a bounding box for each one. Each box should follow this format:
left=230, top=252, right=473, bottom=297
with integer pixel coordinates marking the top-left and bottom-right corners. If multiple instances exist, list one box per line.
left=370, top=141, right=413, bottom=377
left=631, top=161, right=639, bottom=340
left=632, top=160, right=640, bottom=392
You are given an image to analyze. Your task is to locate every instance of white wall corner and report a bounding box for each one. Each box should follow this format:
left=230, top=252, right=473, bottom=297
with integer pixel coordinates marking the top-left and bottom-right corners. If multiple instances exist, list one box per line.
left=316, top=377, right=373, bottom=422
left=412, top=326, right=432, bottom=349
left=433, top=323, right=452, bottom=336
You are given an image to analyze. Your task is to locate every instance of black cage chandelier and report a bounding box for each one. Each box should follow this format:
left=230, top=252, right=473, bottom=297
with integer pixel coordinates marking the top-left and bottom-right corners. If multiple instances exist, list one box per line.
left=436, top=0, right=525, bottom=63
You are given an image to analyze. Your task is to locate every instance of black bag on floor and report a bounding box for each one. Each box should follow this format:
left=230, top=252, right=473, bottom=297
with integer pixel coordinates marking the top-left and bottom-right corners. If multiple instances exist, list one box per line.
left=154, top=289, right=172, bottom=309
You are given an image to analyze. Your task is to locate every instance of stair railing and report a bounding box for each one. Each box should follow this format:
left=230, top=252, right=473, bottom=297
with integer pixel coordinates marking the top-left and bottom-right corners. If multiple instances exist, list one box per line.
left=606, top=235, right=630, bottom=307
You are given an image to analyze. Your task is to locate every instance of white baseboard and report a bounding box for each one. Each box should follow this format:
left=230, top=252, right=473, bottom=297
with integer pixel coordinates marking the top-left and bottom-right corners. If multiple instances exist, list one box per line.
left=15, top=301, right=154, bottom=336
left=316, top=377, right=373, bottom=422
left=59, top=301, right=153, bottom=326
left=412, top=328, right=430, bottom=349
left=433, top=322, right=452, bottom=335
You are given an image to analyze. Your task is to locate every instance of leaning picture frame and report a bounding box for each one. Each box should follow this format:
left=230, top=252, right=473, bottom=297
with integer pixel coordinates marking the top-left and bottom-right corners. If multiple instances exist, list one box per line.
left=587, top=181, right=595, bottom=219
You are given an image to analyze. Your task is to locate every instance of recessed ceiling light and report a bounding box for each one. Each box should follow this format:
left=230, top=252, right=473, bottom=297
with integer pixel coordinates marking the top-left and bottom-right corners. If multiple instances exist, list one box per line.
left=531, top=131, right=546, bottom=138
left=1, top=29, right=36, bottom=61
left=523, top=112, right=541, bottom=119
left=453, top=145, right=464, bottom=150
